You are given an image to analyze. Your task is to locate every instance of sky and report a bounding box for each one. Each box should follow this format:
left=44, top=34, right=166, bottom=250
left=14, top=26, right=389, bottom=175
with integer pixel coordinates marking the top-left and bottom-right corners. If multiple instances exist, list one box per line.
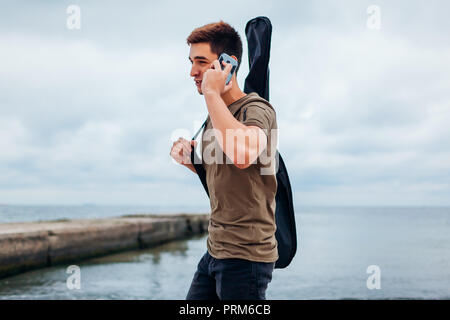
left=0, top=0, right=449, bottom=207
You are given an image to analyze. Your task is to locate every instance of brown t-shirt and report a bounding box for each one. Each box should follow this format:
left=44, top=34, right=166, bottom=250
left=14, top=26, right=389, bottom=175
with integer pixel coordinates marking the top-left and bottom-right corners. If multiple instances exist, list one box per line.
left=201, top=92, right=278, bottom=263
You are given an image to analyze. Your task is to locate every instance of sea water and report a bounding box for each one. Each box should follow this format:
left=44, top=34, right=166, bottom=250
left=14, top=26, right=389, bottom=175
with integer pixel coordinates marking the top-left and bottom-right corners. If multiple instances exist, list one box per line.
left=0, top=206, right=449, bottom=299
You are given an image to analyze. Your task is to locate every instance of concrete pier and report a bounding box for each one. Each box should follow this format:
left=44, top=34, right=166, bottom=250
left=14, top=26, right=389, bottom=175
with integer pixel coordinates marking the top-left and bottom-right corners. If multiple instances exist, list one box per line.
left=0, top=214, right=209, bottom=279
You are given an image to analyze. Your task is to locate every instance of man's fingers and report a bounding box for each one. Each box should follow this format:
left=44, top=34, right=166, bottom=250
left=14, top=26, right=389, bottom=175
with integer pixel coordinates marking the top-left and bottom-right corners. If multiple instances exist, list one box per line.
left=172, top=137, right=183, bottom=148
left=171, top=145, right=181, bottom=157
left=180, top=139, right=193, bottom=152
left=170, top=141, right=192, bottom=165
left=172, top=139, right=194, bottom=158
left=224, top=80, right=233, bottom=92
left=173, top=138, right=190, bottom=151
left=179, top=145, right=192, bottom=164
left=178, top=143, right=191, bottom=157
left=172, top=142, right=187, bottom=155
left=213, top=60, right=221, bottom=71
left=223, top=60, right=232, bottom=73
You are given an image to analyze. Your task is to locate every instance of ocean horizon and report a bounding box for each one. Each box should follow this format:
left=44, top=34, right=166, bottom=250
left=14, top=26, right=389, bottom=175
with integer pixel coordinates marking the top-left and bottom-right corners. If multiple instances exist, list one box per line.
left=1, top=204, right=449, bottom=223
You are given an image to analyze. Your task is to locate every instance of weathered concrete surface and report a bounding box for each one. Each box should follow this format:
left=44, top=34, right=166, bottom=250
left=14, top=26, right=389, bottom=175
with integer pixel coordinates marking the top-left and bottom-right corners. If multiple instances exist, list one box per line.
left=0, top=214, right=209, bottom=279
left=0, top=231, right=49, bottom=277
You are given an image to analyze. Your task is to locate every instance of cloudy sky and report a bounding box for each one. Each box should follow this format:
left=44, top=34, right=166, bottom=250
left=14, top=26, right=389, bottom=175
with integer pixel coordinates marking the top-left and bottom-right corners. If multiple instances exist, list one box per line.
left=1, top=0, right=449, bottom=207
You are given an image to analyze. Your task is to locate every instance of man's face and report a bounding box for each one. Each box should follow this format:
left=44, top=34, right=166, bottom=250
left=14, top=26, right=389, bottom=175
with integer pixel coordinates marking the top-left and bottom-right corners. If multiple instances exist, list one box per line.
left=189, top=42, right=218, bottom=95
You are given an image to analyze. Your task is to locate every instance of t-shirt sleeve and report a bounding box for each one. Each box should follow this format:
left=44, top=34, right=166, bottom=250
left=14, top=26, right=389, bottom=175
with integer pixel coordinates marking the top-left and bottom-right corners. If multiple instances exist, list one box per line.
left=241, top=103, right=276, bottom=132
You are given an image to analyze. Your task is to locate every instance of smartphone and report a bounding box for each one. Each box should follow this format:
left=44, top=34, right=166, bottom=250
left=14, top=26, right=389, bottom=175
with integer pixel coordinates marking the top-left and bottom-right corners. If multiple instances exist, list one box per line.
left=218, top=53, right=238, bottom=85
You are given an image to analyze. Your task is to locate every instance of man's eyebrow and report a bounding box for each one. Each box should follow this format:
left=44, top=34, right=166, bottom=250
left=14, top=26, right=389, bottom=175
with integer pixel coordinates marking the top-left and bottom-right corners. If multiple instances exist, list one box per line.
left=188, top=56, right=209, bottom=62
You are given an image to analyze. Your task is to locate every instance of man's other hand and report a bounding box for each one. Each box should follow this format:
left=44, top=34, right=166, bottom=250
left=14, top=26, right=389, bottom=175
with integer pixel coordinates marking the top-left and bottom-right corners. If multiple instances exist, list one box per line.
left=170, top=137, right=197, bottom=165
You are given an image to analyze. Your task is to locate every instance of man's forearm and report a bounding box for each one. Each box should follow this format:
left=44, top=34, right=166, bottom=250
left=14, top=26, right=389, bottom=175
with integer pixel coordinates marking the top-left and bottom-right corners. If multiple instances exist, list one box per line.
left=204, top=92, right=263, bottom=168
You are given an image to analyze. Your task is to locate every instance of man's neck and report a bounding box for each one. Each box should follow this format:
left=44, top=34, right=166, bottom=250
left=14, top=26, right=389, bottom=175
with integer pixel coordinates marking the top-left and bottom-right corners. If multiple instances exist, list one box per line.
left=220, top=86, right=247, bottom=107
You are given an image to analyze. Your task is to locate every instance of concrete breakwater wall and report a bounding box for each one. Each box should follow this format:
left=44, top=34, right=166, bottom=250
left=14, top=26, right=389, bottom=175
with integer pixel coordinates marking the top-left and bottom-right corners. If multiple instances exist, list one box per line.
left=0, top=214, right=209, bottom=279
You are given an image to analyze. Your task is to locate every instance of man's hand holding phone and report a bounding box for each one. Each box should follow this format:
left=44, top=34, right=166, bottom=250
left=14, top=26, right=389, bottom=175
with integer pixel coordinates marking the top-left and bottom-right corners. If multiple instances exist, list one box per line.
left=201, top=54, right=236, bottom=96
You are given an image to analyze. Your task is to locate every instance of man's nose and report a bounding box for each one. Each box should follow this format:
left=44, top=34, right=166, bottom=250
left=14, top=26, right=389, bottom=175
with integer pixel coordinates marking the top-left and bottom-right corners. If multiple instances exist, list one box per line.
left=190, top=65, right=199, bottom=78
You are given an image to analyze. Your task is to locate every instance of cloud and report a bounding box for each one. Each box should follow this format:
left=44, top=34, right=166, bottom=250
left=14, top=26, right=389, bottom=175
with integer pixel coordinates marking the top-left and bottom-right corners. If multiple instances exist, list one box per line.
left=0, top=0, right=449, bottom=206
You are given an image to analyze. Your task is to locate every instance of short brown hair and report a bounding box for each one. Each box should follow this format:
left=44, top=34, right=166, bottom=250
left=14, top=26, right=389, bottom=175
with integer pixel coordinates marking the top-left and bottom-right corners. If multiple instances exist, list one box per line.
left=187, top=21, right=243, bottom=74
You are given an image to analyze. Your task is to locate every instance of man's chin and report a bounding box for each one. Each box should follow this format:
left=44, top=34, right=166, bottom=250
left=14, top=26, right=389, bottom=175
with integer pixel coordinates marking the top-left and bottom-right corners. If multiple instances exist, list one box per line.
left=197, top=88, right=203, bottom=95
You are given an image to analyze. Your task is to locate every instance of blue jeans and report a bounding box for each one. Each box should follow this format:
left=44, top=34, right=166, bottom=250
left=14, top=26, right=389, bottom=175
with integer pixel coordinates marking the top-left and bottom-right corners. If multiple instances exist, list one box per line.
left=186, top=251, right=275, bottom=300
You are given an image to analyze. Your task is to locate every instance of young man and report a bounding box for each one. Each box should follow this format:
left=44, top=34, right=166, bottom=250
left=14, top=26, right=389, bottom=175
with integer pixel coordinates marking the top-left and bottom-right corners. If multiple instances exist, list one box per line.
left=170, top=21, right=278, bottom=300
